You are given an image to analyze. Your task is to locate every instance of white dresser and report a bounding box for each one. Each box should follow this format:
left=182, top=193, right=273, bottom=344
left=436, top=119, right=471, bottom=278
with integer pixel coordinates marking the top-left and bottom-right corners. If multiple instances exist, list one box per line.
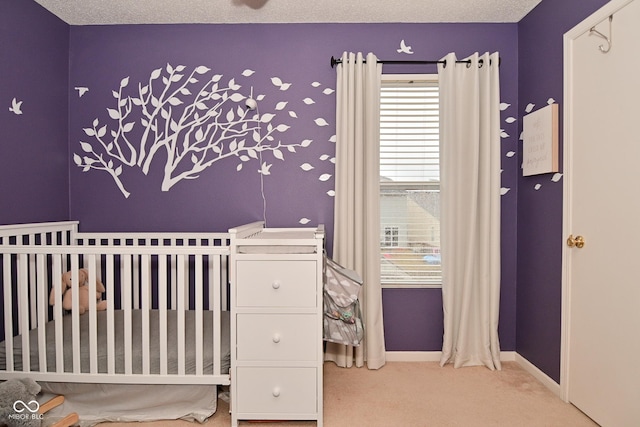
left=229, top=222, right=325, bottom=427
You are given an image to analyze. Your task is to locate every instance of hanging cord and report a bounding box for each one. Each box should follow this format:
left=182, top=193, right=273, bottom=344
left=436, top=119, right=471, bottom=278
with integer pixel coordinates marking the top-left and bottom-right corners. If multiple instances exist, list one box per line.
left=245, top=87, right=268, bottom=226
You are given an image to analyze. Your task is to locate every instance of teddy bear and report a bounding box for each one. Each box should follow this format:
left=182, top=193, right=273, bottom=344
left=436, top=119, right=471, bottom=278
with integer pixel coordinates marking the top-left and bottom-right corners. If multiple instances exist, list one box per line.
left=0, top=378, right=79, bottom=427
left=48, top=268, right=108, bottom=315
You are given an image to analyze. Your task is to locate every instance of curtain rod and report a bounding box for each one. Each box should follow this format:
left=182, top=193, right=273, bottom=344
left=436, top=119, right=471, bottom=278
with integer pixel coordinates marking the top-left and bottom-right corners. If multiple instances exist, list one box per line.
left=329, top=55, right=500, bottom=69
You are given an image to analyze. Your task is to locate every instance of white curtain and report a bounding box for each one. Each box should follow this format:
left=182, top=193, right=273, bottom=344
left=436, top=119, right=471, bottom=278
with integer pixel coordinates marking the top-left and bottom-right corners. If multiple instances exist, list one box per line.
left=326, top=51, right=386, bottom=370
left=438, top=52, right=502, bottom=370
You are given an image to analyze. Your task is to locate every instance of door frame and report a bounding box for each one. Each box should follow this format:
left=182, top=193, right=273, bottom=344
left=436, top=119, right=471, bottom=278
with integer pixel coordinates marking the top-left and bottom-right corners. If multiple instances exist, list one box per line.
left=560, top=0, right=635, bottom=403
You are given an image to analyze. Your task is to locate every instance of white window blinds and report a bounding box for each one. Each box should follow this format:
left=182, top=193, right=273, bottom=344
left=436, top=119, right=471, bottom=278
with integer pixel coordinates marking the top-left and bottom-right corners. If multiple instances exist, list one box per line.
left=380, top=75, right=441, bottom=287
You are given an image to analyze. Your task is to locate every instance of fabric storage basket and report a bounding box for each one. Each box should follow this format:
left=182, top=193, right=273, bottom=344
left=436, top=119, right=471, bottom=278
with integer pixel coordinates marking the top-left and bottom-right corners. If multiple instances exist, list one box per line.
left=323, top=256, right=364, bottom=347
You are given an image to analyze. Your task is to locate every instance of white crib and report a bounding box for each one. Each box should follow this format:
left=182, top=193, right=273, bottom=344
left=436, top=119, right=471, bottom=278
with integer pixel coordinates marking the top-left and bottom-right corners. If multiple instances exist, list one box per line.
left=0, top=220, right=243, bottom=424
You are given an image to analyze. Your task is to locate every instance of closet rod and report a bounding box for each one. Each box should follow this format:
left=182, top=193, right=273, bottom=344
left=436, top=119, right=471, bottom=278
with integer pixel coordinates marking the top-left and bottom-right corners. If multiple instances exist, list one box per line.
left=330, top=55, right=500, bottom=69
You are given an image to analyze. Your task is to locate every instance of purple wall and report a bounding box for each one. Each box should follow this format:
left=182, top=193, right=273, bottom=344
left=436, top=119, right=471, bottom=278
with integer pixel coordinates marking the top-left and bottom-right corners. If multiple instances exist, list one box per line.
left=516, top=0, right=609, bottom=382
left=67, top=22, right=519, bottom=351
left=0, top=0, right=69, bottom=224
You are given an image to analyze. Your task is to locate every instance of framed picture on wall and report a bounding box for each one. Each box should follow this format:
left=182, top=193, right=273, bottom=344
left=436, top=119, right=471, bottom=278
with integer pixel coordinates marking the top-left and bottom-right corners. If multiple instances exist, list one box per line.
left=522, top=103, right=559, bottom=176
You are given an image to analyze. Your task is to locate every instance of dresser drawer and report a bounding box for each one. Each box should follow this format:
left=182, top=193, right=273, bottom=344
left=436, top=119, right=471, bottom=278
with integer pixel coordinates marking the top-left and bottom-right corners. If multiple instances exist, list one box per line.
left=235, top=367, right=317, bottom=414
left=236, top=314, right=318, bottom=361
left=236, top=260, right=317, bottom=307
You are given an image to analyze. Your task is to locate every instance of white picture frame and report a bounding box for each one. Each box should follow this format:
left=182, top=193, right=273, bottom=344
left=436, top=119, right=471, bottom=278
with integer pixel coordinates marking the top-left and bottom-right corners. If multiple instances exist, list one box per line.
left=523, top=103, right=559, bottom=176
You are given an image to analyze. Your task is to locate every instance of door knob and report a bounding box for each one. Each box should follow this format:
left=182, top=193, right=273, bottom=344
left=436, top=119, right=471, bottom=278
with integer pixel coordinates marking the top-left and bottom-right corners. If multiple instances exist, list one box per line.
left=567, top=234, right=585, bottom=249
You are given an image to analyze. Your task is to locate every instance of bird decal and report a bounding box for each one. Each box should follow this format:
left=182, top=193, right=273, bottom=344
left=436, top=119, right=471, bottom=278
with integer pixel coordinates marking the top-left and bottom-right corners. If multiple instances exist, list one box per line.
left=9, top=97, right=23, bottom=115
left=75, top=87, right=89, bottom=97
left=397, top=39, right=413, bottom=55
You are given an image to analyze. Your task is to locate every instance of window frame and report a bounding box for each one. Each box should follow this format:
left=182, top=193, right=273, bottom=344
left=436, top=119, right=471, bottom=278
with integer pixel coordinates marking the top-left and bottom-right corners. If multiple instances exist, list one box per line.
left=380, top=73, right=441, bottom=289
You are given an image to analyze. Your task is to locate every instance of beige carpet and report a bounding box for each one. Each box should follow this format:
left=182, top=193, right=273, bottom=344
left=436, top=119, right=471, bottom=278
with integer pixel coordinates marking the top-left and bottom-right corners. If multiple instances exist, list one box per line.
left=98, top=361, right=598, bottom=427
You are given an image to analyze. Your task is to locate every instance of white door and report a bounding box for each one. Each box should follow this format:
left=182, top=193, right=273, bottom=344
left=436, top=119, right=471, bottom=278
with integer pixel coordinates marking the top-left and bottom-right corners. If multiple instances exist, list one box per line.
left=563, top=1, right=640, bottom=426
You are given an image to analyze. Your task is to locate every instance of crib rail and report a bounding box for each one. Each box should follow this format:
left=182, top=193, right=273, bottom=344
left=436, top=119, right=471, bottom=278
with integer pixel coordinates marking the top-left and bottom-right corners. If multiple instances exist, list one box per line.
left=0, top=221, right=79, bottom=246
left=0, top=244, right=231, bottom=385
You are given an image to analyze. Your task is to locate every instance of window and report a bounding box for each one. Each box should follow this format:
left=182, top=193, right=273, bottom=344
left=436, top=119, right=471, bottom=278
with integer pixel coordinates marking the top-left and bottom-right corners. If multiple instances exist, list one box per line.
left=380, top=74, right=440, bottom=287
left=383, top=226, right=399, bottom=247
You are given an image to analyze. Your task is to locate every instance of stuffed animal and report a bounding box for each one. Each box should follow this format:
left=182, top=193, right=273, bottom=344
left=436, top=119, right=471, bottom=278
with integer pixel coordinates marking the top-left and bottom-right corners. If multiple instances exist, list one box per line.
left=49, top=268, right=108, bottom=315
left=0, top=378, right=79, bottom=427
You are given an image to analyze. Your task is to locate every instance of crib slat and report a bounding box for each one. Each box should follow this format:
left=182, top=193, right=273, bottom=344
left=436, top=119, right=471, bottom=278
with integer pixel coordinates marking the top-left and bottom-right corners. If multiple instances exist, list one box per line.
left=170, top=242, right=177, bottom=309
left=195, top=255, right=203, bottom=376
left=18, top=254, right=30, bottom=372
left=52, top=256, right=64, bottom=373
left=27, top=236, right=37, bottom=330
left=212, top=254, right=221, bottom=377
left=158, top=255, right=168, bottom=376
left=3, top=253, right=14, bottom=371
left=87, top=256, right=98, bottom=374
left=106, top=254, right=116, bottom=374
left=36, top=255, right=48, bottom=372
left=177, top=254, right=186, bottom=376
left=122, top=254, right=133, bottom=375
left=70, top=256, right=81, bottom=374
left=141, top=254, right=150, bottom=375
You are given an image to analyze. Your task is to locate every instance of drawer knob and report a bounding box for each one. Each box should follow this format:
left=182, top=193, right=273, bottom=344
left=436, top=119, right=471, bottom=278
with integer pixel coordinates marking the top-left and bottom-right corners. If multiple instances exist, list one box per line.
left=272, top=387, right=281, bottom=398
left=272, top=334, right=281, bottom=343
left=272, top=280, right=281, bottom=289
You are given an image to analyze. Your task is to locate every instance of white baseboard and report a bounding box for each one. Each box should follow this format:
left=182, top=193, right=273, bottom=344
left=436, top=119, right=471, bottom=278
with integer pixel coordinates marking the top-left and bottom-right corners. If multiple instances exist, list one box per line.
left=384, top=351, right=559, bottom=396
left=514, top=353, right=561, bottom=397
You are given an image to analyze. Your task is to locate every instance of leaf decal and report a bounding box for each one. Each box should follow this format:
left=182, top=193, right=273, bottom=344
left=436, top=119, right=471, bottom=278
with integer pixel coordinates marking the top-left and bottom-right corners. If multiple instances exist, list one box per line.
left=322, top=88, right=335, bottom=95
left=275, top=101, right=288, bottom=110
left=311, top=82, right=321, bottom=87
left=300, top=163, right=314, bottom=171
left=506, top=151, right=515, bottom=158
left=551, top=173, right=563, bottom=182
left=260, top=113, right=275, bottom=123
left=500, top=188, right=511, bottom=195
left=319, top=174, right=332, bottom=182
left=271, top=77, right=283, bottom=87
left=314, top=118, right=329, bottom=127
left=303, top=98, right=315, bottom=105
left=327, top=190, right=335, bottom=197
left=505, top=117, right=516, bottom=123
left=242, top=69, right=255, bottom=77
left=80, top=141, right=93, bottom=153
left=195, top=66, right=211, bottom=74
left=525, top=103, right=535, bottom=113
left=500, top=102, right=511, bottom=111
left=107, top=108, right=120, bottom=120
left=299, top=218, right=311, bottom=225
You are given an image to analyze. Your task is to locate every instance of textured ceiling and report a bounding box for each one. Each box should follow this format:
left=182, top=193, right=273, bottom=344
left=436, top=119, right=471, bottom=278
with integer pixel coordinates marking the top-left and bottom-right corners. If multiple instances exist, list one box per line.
left=33, top=0, right=543, bottom=25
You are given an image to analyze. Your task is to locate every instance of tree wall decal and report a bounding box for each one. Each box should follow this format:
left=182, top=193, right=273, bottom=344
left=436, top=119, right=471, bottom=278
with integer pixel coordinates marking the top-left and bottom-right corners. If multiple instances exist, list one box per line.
left=74, top=64, right=311, bottom=198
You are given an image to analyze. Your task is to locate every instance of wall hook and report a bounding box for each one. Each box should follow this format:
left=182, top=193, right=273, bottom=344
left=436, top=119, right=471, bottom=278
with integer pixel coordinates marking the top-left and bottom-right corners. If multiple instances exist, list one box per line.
left=589, top=15, right=613, bottom=53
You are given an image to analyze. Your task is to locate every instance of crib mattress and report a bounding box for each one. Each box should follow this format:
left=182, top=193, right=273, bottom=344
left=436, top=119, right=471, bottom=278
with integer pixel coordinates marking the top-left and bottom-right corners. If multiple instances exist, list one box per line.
left=0, top=309, right=231, bottom=375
